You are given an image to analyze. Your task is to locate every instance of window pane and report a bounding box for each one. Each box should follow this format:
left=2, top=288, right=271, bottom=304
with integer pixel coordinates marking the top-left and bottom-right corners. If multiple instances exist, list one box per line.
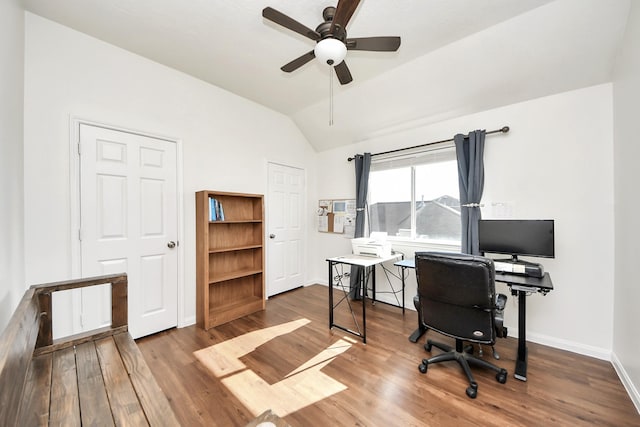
left=414, top=160, right=461, bottom=242
left=368, top=168, right=411, bottom=237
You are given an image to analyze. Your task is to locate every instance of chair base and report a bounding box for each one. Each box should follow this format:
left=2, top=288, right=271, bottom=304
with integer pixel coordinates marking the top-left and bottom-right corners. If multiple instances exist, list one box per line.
left=418, top=338, right=507, bottom=398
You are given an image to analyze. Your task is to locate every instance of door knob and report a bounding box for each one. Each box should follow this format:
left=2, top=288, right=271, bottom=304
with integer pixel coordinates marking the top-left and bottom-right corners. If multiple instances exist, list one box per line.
left=269, top=234, right=276, bottom=239
left=167, top=241, right=176, bottom=249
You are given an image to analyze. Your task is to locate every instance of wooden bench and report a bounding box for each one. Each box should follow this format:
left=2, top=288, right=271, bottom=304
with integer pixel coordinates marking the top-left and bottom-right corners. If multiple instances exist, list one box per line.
left=0, top=274, right=179, bottom=426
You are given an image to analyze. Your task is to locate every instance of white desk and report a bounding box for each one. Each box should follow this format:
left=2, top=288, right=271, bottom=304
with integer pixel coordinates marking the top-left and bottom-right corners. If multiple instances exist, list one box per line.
left=327, top=253, right=402, bottom=343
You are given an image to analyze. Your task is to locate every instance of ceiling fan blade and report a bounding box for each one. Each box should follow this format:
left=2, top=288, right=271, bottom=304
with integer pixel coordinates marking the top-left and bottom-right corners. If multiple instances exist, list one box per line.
left=346, top=37, right=401, bottom=52
left=262, top=7, right=320, bottom=41
left=334, top=61, right=353, bottom=85
left=330, top=0, right=361, bottom=34
left=281, top=50, right=316, bottom=72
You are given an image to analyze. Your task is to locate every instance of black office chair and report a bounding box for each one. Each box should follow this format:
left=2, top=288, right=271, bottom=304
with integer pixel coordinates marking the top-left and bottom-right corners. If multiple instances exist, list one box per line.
left=415, top=251, right=508, bottom=398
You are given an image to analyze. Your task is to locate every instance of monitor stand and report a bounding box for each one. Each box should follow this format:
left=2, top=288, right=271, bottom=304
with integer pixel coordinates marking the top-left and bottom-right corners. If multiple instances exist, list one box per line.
left=495, top=255, right=536, bottom=265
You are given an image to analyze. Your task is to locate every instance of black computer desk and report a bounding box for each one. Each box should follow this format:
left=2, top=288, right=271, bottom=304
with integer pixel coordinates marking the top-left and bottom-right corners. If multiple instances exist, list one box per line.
left=394, top=258, right=553, bottom=382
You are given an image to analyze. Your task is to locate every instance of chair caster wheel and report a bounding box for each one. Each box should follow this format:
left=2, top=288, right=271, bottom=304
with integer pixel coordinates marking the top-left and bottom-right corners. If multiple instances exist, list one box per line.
left=425, top=342, right=432, bottom=352
left=418, top=362, right=428, bottom=374
left=466, top=383, right=478, bottom=399
left=496, top=369, right=508, bottom=384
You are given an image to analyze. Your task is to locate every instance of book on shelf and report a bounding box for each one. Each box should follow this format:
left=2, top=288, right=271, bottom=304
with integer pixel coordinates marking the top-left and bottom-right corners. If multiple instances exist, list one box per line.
left=209, top=197, right=225, bottom=221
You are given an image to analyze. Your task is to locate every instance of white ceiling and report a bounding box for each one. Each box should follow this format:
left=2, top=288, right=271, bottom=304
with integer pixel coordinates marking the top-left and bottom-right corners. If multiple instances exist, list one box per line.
left=22, top=0, right=630, bottom=151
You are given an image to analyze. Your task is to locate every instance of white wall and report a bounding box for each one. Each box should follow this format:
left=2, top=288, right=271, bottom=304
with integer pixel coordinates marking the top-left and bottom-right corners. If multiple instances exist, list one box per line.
left=612, top=1, right=640, bottom=411
left=312, top=84, right=615, bottom=360
left=0, top=0, right=25, bottom=333
left=23, top=13, right=318, bottom=333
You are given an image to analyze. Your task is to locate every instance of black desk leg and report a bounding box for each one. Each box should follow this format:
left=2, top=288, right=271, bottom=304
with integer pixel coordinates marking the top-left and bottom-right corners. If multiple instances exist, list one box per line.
left=409, top=293, right=428, bottom=343
left=402, top=273, right=405, bottom=314
left=362, top=267, right=367, bottom=343
left=409, top=327, right=427, bottom=343
left=404, top=265, right=427, bottom=343
left=515, top=290, right=528, bottom=381
left=328, top=261, right=334, bottom=329
left=371, top=265, right=376, bottom=303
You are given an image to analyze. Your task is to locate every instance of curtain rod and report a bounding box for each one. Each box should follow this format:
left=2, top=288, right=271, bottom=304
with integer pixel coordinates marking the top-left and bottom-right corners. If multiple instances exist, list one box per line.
left=347, top=126, right=510, bottom=162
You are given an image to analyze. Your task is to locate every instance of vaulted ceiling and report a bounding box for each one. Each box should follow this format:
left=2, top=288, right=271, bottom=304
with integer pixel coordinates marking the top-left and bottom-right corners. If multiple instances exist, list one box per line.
left=22, top=0, right=630, bottom=151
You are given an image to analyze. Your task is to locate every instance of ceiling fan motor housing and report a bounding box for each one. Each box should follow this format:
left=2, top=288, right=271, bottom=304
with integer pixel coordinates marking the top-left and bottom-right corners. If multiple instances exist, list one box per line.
left=315, top=6, right=347, bottom=65
left=262, top=0, right=401, bottom=85
left=316, top=10, right=347, bottom=41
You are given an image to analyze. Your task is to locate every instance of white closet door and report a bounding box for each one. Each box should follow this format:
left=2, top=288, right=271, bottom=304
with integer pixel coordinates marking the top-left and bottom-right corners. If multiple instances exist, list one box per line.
left=79, top=124, right=178, bottom=338
left=267, top=163, right=305, bottom=296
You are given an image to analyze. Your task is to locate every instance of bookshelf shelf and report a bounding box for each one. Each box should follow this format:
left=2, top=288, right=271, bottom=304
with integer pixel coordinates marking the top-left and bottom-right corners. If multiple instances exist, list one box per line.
left=196, top=190, right=265, bottom=329
left=209, top=220, right=262, bottom=224
left=208, top=244, right=262, bottom=254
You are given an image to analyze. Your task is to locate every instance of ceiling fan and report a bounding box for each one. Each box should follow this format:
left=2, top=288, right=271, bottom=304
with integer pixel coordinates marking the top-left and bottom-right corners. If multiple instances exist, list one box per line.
left=262, top=0, right=401, bottom=85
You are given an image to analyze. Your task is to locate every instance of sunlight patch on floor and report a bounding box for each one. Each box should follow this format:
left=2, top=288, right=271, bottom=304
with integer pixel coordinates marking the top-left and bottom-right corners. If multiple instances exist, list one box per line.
left=194, top=318, right=351, bottom=417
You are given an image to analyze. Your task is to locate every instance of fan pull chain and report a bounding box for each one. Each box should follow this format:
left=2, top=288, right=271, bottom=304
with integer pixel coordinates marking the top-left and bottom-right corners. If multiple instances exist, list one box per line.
left=329, top=67, right=334, bottom=126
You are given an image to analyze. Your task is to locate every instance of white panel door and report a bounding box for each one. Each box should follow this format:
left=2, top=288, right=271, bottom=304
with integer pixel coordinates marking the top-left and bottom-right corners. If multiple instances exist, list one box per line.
left=267, top=163, right=305, bottom=296
left=79, top=124, right=178, bottom=338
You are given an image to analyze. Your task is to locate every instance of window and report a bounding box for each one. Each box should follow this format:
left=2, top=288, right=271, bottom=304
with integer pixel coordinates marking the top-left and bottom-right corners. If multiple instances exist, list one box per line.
left=368, top=145, right=461, bottom=244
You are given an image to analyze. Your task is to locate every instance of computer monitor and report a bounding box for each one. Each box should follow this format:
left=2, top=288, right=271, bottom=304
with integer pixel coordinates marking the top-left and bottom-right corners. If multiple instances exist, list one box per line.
left=478, top=219, right=554, bottom=261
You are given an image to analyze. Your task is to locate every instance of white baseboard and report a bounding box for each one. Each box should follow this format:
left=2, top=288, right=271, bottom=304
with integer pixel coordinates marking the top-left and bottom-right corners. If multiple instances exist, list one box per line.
left=611, top=352, right=640, bottom=414
left=513, top=330, right=612, bottom=361
left=305, top=279, right=326, bottom=287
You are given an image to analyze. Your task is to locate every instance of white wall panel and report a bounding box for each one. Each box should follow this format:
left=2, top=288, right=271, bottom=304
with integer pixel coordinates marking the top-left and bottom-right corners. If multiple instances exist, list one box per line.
left=0, top=0, right=25, bottom=334
left=313, top=84, right=615, bottom=361
left=612, top=0, right=640, bottom=411
left=23, top=13, right=317, bottom=328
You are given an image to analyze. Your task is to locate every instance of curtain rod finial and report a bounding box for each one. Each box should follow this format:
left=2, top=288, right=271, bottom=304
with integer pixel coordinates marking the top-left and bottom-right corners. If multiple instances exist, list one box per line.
left=501, top=126, right=510, bottom=133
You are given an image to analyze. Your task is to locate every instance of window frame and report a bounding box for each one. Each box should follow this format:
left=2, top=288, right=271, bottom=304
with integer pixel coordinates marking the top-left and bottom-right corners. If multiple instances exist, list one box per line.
left=366, top=144, right=462, bottom=250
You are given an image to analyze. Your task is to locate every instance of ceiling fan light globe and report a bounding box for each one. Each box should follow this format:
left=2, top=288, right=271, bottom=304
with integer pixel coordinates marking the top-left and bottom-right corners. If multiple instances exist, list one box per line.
left=314, top=38, right=346, bottom=66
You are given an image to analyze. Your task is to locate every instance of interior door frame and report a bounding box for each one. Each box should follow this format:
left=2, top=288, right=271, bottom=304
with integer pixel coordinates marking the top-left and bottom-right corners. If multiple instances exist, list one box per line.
left=69, top=117, right=187, bottom=332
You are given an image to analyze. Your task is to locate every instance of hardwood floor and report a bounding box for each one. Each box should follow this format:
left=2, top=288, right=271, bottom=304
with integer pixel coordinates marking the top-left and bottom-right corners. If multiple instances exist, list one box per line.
left=136, top=285, right=639, bottom=426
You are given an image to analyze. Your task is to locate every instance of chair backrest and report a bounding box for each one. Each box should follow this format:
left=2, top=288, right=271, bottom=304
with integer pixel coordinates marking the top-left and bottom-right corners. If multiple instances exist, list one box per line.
left=415, top=251, right=497, bottom=345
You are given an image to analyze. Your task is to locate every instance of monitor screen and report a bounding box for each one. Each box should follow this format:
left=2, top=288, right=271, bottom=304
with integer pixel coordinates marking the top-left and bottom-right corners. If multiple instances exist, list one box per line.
left=478, top=219, right=555, bottom=259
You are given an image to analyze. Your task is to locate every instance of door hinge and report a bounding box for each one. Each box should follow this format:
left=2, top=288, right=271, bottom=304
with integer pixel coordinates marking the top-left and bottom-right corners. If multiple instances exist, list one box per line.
left=77, top=142, right=81, bottom=156
left=78, top=229, right=82, bottom=241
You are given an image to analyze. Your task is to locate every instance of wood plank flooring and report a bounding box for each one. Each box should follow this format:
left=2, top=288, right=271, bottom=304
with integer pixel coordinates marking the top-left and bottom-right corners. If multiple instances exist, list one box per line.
left=136, top=285, right=639, bottom=426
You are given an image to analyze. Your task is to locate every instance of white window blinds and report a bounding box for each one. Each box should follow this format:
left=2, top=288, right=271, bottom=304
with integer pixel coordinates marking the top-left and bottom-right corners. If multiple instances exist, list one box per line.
left=370, top=143, right=456, bottom=171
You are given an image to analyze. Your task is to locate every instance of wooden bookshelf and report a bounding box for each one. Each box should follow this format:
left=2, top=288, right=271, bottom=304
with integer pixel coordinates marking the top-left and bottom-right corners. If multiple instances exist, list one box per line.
left=195, top=190, right=265, bottom=329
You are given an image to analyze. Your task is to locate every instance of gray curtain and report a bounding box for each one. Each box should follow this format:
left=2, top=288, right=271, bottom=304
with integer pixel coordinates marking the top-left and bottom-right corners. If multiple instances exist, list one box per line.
left=454, top=130, right=486, bottom=255
left=349, top=153, right=371, bottom=299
